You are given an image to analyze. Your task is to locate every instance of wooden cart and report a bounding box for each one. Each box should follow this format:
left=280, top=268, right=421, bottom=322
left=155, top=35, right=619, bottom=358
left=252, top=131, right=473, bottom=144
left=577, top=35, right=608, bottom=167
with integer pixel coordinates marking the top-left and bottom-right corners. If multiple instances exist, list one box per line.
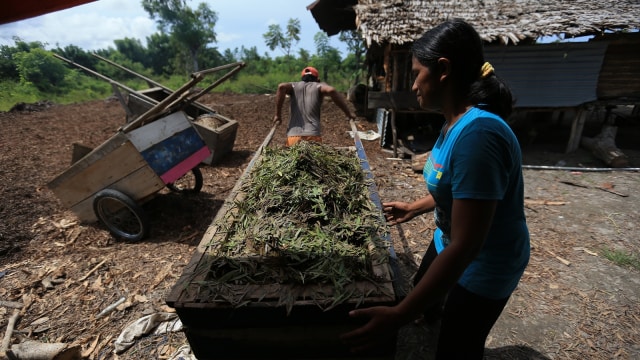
left=166, top=125, right=405, bottom=359
left=53, top=53, right=243, bottom=165
left=47, top=62, right=245, bottom=241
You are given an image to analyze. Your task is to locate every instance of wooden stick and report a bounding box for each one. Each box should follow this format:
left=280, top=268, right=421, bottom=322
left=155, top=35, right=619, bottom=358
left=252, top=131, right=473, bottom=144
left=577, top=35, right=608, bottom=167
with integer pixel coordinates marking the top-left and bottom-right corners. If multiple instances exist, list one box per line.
left=96, top=297, right=126, bottom=318
left=561, top=179, right=629, bottom=197
left=78, top=259, right=107, bottom=282
left=596, top=186, right=628, bottom=197
left=546, top=250, right=571, bottom=266
left=0, top=301, right=23, bottom=309
left=0, top=309, right=20, bottom=356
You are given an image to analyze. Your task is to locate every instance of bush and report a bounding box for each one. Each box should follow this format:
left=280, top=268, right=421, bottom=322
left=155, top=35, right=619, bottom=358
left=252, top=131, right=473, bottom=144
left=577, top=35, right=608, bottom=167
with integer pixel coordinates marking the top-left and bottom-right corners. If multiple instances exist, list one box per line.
left=14, top=49, right=68, bottom=92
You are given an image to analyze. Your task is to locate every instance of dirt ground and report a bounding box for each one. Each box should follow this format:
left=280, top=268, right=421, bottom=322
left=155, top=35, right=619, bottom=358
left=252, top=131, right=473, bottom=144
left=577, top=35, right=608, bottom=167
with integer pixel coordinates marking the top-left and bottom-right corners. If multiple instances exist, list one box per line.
left=1, top=93, right=639, bottom=360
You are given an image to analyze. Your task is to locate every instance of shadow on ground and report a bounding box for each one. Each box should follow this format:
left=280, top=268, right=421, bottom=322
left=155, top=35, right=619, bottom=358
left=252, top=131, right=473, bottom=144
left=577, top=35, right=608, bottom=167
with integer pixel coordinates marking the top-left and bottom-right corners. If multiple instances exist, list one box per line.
left=485, top=345, right=551, bottom=359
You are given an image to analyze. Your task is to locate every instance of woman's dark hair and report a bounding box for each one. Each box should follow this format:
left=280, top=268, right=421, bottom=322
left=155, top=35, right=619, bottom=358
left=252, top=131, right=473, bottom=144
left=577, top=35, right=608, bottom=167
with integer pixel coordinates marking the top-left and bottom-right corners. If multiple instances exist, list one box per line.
left=412, top=19, right=514, bottom=119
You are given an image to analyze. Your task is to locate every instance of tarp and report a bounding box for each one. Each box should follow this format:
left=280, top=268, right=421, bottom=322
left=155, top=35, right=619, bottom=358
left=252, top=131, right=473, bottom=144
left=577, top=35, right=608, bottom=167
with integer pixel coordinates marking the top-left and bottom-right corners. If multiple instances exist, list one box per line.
left=1, top=0, right=97, bottom=25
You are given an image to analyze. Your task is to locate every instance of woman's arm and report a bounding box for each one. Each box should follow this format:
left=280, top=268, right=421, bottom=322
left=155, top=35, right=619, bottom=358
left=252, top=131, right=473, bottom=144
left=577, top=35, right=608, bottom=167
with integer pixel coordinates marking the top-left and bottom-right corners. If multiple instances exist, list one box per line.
left=397, top=198, right=497, bottom=318
left=341, top=198, right=497, bottom=353
left=383, top=194, right=436, bottom=225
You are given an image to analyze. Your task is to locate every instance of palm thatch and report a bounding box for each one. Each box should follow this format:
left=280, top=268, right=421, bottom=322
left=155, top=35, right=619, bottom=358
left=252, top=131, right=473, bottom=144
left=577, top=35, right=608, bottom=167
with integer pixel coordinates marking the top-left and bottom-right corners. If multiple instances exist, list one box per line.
left=352, top=0, right=640, bottom=46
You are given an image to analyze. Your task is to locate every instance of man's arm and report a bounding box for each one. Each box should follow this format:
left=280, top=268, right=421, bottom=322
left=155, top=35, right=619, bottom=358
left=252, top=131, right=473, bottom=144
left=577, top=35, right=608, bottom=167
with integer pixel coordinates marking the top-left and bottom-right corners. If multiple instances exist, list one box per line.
left=273, top=82, right=293, bottom=125
left=320, top=83, right=356, bottom=120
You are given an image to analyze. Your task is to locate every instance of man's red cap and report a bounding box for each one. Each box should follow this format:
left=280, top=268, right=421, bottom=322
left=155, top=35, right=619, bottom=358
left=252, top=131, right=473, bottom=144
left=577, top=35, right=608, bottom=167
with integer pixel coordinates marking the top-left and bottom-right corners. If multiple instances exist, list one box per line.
left=301, top=66, right=319, bottom=79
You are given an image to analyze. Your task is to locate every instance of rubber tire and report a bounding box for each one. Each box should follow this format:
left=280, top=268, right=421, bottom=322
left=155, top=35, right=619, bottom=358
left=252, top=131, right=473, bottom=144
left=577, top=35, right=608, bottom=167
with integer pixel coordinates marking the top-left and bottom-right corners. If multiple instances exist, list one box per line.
left=93, top=189, right=150, bottom=241
left=167, top=167, right=203, bottom=194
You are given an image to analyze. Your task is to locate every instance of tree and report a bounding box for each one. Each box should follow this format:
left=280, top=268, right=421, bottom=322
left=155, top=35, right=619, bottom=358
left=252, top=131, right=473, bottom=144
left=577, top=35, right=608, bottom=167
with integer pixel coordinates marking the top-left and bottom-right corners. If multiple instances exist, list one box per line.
left=339, top=30, right=367, bottom=85
left=52, top=44, right=97, bottom=71
left=0, top=38, right=45, bottom=81
left=263, top=18, right=301, bottom=58
left=114, top=37, right=148, bottom=68
left=313, top=32, right=342, bottom=83
left=142, top=0, right=218, bottom=73
left=146, top=32, right=174, bottom=75
left=199, top=46, right=224, bottom=70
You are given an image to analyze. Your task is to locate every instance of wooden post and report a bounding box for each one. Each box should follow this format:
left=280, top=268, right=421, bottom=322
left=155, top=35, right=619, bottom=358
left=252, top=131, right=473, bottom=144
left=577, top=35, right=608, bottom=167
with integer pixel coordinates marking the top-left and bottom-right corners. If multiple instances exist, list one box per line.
left=391, top=109, right=398, bottom=158
left=565, top=106, right=588, bottom=153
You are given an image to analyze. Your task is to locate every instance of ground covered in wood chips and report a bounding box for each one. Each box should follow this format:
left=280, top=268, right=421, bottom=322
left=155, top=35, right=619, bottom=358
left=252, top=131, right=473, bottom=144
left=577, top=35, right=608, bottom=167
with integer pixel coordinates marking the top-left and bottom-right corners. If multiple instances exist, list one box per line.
left=1, top=93, right=639, bottom=360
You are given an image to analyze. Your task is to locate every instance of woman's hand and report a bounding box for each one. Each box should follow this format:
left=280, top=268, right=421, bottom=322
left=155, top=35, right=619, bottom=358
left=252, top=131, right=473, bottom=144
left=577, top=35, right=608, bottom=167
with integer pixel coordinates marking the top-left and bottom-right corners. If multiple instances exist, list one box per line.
left=383, top=201, right=416, bottom=225
left=340, top=306, right=406, bottom=354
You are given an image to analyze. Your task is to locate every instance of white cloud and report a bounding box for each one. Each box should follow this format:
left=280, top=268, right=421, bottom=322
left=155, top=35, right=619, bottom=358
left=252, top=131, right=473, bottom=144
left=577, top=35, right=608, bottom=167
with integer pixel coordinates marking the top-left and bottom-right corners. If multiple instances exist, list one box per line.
left=0, top=0, right=345, bottom=55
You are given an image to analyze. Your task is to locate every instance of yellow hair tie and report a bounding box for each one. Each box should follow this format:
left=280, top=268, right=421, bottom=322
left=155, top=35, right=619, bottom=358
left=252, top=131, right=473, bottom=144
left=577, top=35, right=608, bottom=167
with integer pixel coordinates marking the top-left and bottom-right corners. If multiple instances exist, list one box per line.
left=480, top=62, right=494, bottom=79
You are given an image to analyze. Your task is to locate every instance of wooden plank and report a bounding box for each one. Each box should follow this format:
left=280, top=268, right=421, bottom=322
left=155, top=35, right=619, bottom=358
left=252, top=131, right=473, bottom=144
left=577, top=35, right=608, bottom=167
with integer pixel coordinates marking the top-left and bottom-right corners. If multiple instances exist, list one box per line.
left=71, top=142, right=93, bottom=164
left=565, top=106, right=588, bottom=153
left=179, top=280, right=395, bottom=307
left=126, top=111, right=192, bottom=152
left=192, top=114, right=239, bottom=165
left=48, top=140, right=162, bottom=210
left=121, top=73, right=204, bottom=133
left=68, top=166, right=163, bottom=222
left=183, top=325, right=395, bottom=360
left=48, top=132, right=128, bottom=189
left=167, top=127, right=277, bottom=306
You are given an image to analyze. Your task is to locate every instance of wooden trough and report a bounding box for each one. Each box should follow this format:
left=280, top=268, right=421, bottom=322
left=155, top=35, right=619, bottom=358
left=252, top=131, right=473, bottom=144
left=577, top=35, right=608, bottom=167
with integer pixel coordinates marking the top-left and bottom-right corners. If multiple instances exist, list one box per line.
left=166, top=126, right=404, bottom=359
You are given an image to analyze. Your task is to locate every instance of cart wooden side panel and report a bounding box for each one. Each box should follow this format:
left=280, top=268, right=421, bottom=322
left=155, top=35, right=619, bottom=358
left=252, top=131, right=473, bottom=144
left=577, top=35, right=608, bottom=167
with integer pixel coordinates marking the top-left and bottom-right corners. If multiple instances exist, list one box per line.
left=125, top=87, right=239, bottom=166
left=47, top=133, right=164, bottom=222
left=127, top=111, right=210, bottom=184
left=192, top=113, right=238, bottom=165
left=68, top=166, right=163, bottom=223
left=47, top=111, right=209, bottom=223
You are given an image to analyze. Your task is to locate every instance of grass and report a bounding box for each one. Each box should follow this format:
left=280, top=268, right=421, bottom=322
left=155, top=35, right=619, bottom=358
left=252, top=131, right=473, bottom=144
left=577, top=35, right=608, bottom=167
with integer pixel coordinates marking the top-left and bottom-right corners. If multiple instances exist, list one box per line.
left=1, top=67, right=354, bottom=112
left=601, top=248, right=640, bottom=271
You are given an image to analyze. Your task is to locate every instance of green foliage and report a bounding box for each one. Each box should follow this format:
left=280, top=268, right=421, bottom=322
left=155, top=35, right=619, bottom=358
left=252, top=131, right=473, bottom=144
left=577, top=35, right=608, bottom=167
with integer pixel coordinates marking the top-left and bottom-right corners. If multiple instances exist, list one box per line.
left=602, top=248, right=640, bottom=271
left=200, top=142, right=390, bottom=311
left=214, top=71, right=289, bottom=94
left=114, top=38, right=149, bottom=68
left=146, top=32, right=174, bottom=75
left=263, top=18, right=301, bottom=58
left=0, top=80, right=38, bottom=110
left=339, top=30, right=367, bottom=85
left=142, top=0, right=218, bottom=72
left=52, top=44, right=98, bottom=70
left=0, top=9, right=364, bottom=109
left=14, top=48, right=68, bottom=92
left=0, top=70, right=113, bottom=111
left=0, top=38, right=46, bottom=81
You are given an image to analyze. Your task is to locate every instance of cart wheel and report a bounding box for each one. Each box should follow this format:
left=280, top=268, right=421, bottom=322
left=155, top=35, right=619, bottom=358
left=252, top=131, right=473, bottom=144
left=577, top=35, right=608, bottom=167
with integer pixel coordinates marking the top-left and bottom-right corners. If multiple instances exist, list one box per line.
left=167, top=167, right=203, bottom=194
left=93, top=189, right=150, bottom=241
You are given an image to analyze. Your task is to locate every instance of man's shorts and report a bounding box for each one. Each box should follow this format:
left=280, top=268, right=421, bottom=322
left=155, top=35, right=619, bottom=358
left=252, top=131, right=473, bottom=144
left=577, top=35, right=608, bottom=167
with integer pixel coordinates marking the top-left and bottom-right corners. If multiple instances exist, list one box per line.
left=286, top=136, right=322, bottom=146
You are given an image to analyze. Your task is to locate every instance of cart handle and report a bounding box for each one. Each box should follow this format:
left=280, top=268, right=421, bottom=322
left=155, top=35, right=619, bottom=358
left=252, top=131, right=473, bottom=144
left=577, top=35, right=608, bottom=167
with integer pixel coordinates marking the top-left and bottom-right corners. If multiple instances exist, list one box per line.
left=185, top=62, right=246, bottom=105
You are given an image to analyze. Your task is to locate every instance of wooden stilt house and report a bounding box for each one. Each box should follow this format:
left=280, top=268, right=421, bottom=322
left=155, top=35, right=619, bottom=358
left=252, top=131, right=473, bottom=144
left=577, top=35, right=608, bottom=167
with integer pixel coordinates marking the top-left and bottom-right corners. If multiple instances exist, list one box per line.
left=308, top=0, right=640, bottom=159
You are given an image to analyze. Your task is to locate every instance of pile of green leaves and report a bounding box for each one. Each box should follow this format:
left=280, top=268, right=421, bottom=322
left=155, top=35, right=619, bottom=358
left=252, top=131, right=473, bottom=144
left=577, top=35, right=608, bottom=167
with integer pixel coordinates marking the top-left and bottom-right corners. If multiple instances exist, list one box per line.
left=201, top=141, right=390, bottom=308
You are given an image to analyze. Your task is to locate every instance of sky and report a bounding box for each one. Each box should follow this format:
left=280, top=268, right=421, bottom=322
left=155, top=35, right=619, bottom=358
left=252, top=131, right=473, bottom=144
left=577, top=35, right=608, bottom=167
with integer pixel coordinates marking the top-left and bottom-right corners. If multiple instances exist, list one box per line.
left=0, top=0, right=348, bottom=57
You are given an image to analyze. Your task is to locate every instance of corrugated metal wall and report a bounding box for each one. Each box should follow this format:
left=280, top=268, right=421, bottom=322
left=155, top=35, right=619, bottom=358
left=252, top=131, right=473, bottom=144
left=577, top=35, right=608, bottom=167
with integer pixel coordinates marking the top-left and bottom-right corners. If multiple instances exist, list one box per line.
left=485, top=42, right=609, bottom=109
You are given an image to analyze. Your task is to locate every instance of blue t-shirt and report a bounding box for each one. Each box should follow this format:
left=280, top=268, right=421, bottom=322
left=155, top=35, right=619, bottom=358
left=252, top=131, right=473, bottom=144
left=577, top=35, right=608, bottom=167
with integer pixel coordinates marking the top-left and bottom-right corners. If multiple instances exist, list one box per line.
left=423, top=107, right=530, bottom=299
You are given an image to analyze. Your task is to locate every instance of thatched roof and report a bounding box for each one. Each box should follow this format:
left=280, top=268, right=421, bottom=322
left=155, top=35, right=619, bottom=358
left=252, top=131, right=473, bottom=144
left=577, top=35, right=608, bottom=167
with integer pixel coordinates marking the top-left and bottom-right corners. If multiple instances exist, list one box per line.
left=310, top=0, right=640, bottom=46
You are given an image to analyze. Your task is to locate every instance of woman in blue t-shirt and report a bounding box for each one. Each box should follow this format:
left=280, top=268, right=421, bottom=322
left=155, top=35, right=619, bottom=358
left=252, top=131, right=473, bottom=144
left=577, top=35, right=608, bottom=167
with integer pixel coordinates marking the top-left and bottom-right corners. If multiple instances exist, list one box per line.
left=341, top=19, right=530, bottom=359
